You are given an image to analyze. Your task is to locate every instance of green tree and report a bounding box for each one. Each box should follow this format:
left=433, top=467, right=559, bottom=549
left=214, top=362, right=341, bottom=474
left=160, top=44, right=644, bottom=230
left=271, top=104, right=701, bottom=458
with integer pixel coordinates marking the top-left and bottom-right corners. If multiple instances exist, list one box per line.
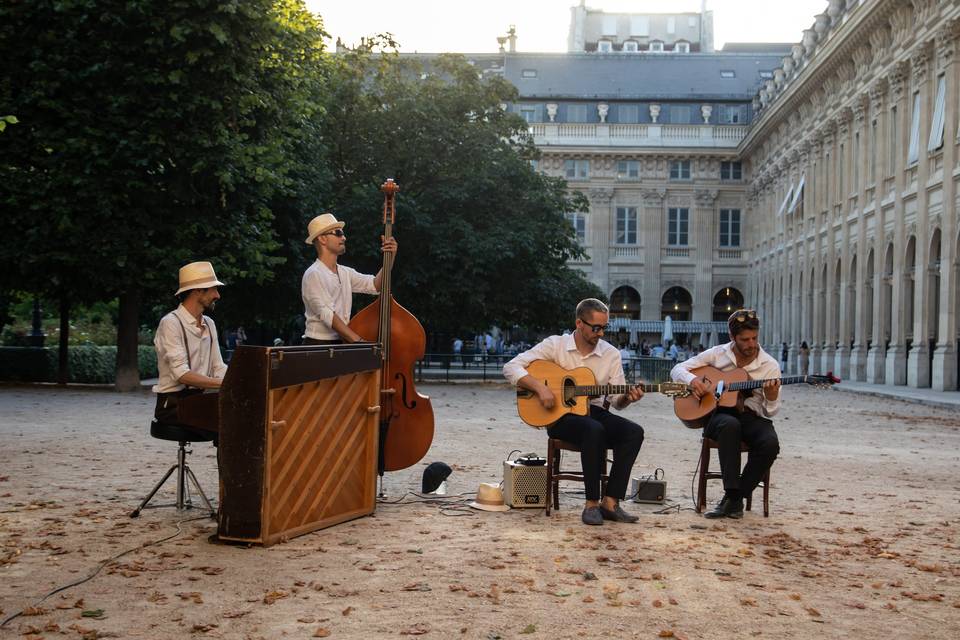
left=0, top=0, right=328, bottom=388
left=317, top=49, right=601, bottom=337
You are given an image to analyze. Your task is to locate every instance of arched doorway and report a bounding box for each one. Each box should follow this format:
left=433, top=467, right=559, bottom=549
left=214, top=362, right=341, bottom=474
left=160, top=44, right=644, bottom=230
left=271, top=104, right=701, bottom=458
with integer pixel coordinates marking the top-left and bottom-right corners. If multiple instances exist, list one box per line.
left=865, top=249, right=875, bottom=350
left=904, top=235, right=917, bottom=358
left=712, top=287, right=744, bottom=321
left=833, top=258, right=842, bottom=349
left=661, top=286, right=692, bottom=320
left=882, top=242, right=894, bottom=350
left=610, top=285, right=641, bottom=320
left=928, top=229, right=941, bottom=383
left=848, top=254, right=857, bottom=351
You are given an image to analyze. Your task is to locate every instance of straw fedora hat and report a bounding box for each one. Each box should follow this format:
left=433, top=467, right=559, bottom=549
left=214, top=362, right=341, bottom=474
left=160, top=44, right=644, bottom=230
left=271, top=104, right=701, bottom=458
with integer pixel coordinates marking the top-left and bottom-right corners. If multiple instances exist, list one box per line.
left=469, top=483, right=510, bottom=512
left=305, top=213, right=346, bottom=245
left=175, top=261, right=225, bottom=296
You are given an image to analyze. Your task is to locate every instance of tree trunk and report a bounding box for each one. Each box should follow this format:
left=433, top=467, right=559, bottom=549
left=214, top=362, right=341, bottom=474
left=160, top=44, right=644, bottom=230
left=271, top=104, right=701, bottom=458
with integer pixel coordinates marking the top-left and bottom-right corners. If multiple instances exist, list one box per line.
left=115, top=289, right=142, bottom=391
left=57, top=293, right=70, bottom=385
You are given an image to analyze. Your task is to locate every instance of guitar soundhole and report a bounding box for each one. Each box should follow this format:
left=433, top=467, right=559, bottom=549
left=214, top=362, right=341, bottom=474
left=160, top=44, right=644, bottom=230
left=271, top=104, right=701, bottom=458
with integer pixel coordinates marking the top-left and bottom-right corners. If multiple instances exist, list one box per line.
left=562, top=377, right=577, bottom=406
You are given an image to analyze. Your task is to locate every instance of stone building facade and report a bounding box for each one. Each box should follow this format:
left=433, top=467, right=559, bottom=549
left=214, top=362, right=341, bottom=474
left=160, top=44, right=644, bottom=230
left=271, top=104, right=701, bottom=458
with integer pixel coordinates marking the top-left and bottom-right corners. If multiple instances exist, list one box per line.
left=743, top=0, right=960, bottom=391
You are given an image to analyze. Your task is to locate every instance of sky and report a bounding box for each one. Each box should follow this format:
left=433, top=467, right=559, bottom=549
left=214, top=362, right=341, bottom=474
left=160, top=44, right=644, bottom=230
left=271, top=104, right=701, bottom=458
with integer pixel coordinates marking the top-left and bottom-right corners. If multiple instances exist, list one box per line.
left=307, top=0, right=830, bottom=54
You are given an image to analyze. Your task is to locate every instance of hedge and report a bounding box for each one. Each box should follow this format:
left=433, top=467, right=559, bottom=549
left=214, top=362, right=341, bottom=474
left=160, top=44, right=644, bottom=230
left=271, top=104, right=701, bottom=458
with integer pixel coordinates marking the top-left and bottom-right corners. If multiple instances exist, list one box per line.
left=0, top=346, right=158, bottom=383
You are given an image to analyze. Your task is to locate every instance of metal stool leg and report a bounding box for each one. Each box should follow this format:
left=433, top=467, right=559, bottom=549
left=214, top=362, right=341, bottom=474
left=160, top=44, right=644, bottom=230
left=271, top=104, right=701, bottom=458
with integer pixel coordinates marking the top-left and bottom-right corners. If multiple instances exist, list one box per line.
left=131, top=440, right=215, bottom=518
left=130, top=464, right=178, bottom=518
left=184, top=465, right=215, bottom=518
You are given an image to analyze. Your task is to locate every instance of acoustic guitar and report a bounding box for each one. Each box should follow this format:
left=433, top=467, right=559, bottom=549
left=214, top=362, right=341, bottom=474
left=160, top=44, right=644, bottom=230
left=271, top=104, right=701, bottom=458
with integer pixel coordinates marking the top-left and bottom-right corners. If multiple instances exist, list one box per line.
left=516, top=360, right=691, bottom=428
left=673, top=365, right=840, bottom=429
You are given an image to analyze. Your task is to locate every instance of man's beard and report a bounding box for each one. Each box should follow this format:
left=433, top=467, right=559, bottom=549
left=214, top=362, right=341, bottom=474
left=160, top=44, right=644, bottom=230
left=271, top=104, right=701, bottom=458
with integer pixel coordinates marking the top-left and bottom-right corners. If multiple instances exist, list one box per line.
left=203, top=300, right=217, bottom=312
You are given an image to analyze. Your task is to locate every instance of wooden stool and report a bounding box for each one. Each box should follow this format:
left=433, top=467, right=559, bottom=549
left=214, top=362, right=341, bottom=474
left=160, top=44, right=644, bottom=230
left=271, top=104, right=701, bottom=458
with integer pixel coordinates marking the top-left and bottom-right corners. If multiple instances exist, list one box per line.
left=697, top=437, right=770, bottom=517
left=545, top=438, right=609, bottom=516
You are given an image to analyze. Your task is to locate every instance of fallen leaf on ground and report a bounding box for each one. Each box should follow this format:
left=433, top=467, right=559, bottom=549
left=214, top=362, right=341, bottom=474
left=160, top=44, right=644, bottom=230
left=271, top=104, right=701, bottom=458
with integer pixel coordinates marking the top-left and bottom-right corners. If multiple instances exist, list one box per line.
left=313, top=629, right=331, bottom=638
left=400, top=623, right=431, bottom=635
left=520, top=624, right=536, bottom=634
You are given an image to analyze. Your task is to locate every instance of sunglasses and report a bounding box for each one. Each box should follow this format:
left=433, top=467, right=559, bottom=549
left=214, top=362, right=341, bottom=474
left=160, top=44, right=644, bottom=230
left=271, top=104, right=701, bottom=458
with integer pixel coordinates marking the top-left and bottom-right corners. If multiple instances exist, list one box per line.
left=580, top=320, right=609, bottom=333
left=322, top=229, right=345, bottom=237
left=731, top=309, right=758, bottom=324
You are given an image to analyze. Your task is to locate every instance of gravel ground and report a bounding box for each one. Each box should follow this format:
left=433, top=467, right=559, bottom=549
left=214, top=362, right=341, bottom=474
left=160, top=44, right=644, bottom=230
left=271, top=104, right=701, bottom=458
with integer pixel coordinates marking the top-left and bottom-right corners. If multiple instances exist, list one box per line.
left=1, top=382, right=958, bottom=639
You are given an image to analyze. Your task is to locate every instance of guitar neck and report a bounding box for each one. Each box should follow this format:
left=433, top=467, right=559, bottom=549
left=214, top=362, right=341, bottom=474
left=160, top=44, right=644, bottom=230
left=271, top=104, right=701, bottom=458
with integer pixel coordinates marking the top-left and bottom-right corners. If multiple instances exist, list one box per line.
left=726, top=375, right=808, bottom=391
left=574, top=383, right=662, bottom=396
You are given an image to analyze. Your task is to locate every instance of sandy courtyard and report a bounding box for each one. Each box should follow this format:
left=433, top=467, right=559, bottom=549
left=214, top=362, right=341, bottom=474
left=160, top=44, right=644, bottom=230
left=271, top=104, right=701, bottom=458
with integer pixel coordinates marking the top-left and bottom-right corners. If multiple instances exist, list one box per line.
left=1, top=382, right=959, bottom=639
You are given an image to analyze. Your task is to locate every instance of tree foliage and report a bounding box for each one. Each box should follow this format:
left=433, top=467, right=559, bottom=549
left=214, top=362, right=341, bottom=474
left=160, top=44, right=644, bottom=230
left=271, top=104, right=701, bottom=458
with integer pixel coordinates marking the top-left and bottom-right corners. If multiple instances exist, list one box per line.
left=1, top=2, right=601, bottom=389
left=316, top=49, right=601, bottom=335
left=0, top=0, right=328, bottom=387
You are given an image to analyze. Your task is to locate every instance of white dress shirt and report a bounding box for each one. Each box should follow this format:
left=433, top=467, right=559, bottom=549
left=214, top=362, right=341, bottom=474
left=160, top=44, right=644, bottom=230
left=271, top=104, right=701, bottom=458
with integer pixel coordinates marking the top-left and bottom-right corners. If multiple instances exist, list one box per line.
left=503, top=334, right=627, bottom=408
left=670, top=342, right=781, bottom=417
left=301, top=260, right=377, bottom=340
left=153, top=305, right=228, bottom=393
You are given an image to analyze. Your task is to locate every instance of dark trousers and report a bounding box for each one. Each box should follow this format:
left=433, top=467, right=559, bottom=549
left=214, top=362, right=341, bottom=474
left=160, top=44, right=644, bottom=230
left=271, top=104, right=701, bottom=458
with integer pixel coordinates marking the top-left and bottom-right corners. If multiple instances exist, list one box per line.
left=704, top=408, right=779, bottom=497
left=303, top=337, right=343, bottom=345
left=547, top=405, right=644, bottom=501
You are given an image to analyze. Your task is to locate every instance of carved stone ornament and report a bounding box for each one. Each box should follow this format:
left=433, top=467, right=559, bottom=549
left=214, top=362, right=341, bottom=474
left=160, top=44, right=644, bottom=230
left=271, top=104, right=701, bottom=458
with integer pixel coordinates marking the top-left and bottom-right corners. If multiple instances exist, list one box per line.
left=935, top=19, right=960, bottom=69
left=649, top=104, right=661, bottom=123
left=889, top=60, right=909, bottom=100
left=701, top=104, right=712, bottom=124
left=589, top=187, right=615, bottom=204
left=911, top=42, right=932, bottom=86
left=546, top=103, right=558, bottom=123
left=641, top=188, right=666, bottom=206
left=908, top=221, right=917, bottom=237
left=694, top=189, right=719, bottom=207
left=597, top=103, right=609, bottom=124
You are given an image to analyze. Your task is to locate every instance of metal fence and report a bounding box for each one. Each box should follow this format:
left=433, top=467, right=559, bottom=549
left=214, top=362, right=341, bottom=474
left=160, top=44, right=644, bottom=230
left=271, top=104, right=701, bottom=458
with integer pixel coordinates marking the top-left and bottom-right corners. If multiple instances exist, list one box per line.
left=412, top=353, right=678, bottom=384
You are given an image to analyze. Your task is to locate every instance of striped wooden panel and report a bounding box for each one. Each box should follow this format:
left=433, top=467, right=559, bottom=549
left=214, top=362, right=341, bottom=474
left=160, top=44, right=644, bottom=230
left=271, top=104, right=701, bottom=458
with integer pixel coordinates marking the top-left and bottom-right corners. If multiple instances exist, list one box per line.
left=262, top=370, right=379, bottom=545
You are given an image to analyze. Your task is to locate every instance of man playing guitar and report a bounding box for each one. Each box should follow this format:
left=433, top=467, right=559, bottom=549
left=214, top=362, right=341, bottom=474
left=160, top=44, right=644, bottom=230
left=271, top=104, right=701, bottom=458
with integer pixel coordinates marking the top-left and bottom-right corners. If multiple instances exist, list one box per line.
left=503, top=298, right=646, bottom=526
left=671, top=309, right=781, bottom=519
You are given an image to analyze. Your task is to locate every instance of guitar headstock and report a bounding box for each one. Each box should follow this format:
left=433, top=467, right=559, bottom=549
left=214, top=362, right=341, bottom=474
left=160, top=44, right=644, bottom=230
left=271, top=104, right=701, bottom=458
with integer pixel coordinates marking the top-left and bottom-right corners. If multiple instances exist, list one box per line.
left=660, top=382, right=692, bottom=398
left=807, top=371, right=841, bottom=388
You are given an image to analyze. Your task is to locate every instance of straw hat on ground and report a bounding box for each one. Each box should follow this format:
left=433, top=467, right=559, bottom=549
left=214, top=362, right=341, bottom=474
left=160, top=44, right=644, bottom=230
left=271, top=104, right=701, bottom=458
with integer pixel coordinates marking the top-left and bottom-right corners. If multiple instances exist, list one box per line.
left=175, top=261, right=225, bottom=296
left=469, top=483, right=510, bottom=512
left=305, top=213, right=346, bottom=244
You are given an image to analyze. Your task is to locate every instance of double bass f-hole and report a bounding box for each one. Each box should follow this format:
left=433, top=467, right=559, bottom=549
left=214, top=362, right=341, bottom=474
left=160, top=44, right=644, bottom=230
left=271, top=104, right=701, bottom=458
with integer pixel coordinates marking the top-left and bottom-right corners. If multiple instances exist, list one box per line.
left=395, top=372, right=417, bottom=410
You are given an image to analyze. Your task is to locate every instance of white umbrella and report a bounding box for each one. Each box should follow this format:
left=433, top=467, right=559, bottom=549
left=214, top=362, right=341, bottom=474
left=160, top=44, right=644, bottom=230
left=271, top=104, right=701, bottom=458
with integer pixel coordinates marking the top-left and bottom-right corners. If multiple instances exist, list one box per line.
left=698, top=329, right=707, bottom=348
left=708, top=330, right=718, bottom=347
left=662, top=315, right=674, bottom=345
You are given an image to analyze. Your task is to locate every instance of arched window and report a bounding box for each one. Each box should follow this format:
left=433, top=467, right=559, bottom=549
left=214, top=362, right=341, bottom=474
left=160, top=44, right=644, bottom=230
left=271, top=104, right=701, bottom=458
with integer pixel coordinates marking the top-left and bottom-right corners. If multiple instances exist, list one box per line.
left=610, top=286, right=641, bottom=320
left=712, top=287, right=744, bottom=321
left=661, top=286, right=692, bottom=320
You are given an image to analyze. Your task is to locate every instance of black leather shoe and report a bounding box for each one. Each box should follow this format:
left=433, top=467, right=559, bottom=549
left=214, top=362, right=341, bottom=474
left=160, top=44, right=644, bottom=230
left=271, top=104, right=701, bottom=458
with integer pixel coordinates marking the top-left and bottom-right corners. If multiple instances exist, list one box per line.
left=581, top=506, right=604, bottom=525
left=704, top=496, right=744, bottom=519
left=599, top=503, right=639, bottom=523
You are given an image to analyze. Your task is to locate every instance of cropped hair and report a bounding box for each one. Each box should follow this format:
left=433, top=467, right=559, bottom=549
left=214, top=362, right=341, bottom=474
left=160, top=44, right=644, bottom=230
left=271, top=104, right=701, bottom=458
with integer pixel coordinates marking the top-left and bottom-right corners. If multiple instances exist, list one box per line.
left=576, top=298, right=609, bottom=320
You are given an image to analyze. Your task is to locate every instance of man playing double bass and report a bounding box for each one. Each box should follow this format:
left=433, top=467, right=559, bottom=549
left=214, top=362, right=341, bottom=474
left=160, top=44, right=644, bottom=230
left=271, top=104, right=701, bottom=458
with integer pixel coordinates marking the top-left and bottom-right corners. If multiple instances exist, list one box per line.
left=301, top=213, right=397, bottom=345
left=670, top=309, right=781, bottom=519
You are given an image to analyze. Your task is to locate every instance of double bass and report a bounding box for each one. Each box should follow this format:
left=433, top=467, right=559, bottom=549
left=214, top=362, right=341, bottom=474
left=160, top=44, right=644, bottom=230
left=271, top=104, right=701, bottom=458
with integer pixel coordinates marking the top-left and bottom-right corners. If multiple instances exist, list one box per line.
left=349, top=179, right=435, bottom=472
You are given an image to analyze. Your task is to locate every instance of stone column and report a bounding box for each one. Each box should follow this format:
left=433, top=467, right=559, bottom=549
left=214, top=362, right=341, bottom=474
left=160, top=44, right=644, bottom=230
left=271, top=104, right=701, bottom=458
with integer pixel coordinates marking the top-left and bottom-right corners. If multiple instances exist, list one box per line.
left=907, top=43, right=933, bottom=388
left=640, top=187, right=666, bottom=320
left=588, top=187, right=615, bottom=294
left=933, top=24, right=959, bottom=390
left=693, top=189, right=718, bottom=321
left=884, top=62, right=909, bottom=385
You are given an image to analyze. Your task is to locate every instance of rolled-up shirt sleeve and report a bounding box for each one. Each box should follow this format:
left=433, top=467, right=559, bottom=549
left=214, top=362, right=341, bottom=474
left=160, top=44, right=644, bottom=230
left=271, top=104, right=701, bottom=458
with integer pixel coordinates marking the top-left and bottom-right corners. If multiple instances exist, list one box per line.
left=302, top=268, right=336, bottom=329
left=156, top=316, right=191, bottom=382
left=670, top=348, right=716, bottom=384
left=348, top=268, right=377, bottom=295
left=503, top=338, right=557, bottom=385
left=760, top=360, right=782, bottom=417
left=208, top=320, right=228, bottom=379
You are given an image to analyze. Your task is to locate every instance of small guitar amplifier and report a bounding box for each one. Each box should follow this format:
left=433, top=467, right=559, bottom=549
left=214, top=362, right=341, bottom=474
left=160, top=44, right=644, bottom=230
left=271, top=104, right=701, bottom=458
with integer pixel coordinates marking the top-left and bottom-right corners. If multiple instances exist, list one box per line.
left=631, top=469, right=666, bottom=505
left=503, top=460, right=547, bottom=508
